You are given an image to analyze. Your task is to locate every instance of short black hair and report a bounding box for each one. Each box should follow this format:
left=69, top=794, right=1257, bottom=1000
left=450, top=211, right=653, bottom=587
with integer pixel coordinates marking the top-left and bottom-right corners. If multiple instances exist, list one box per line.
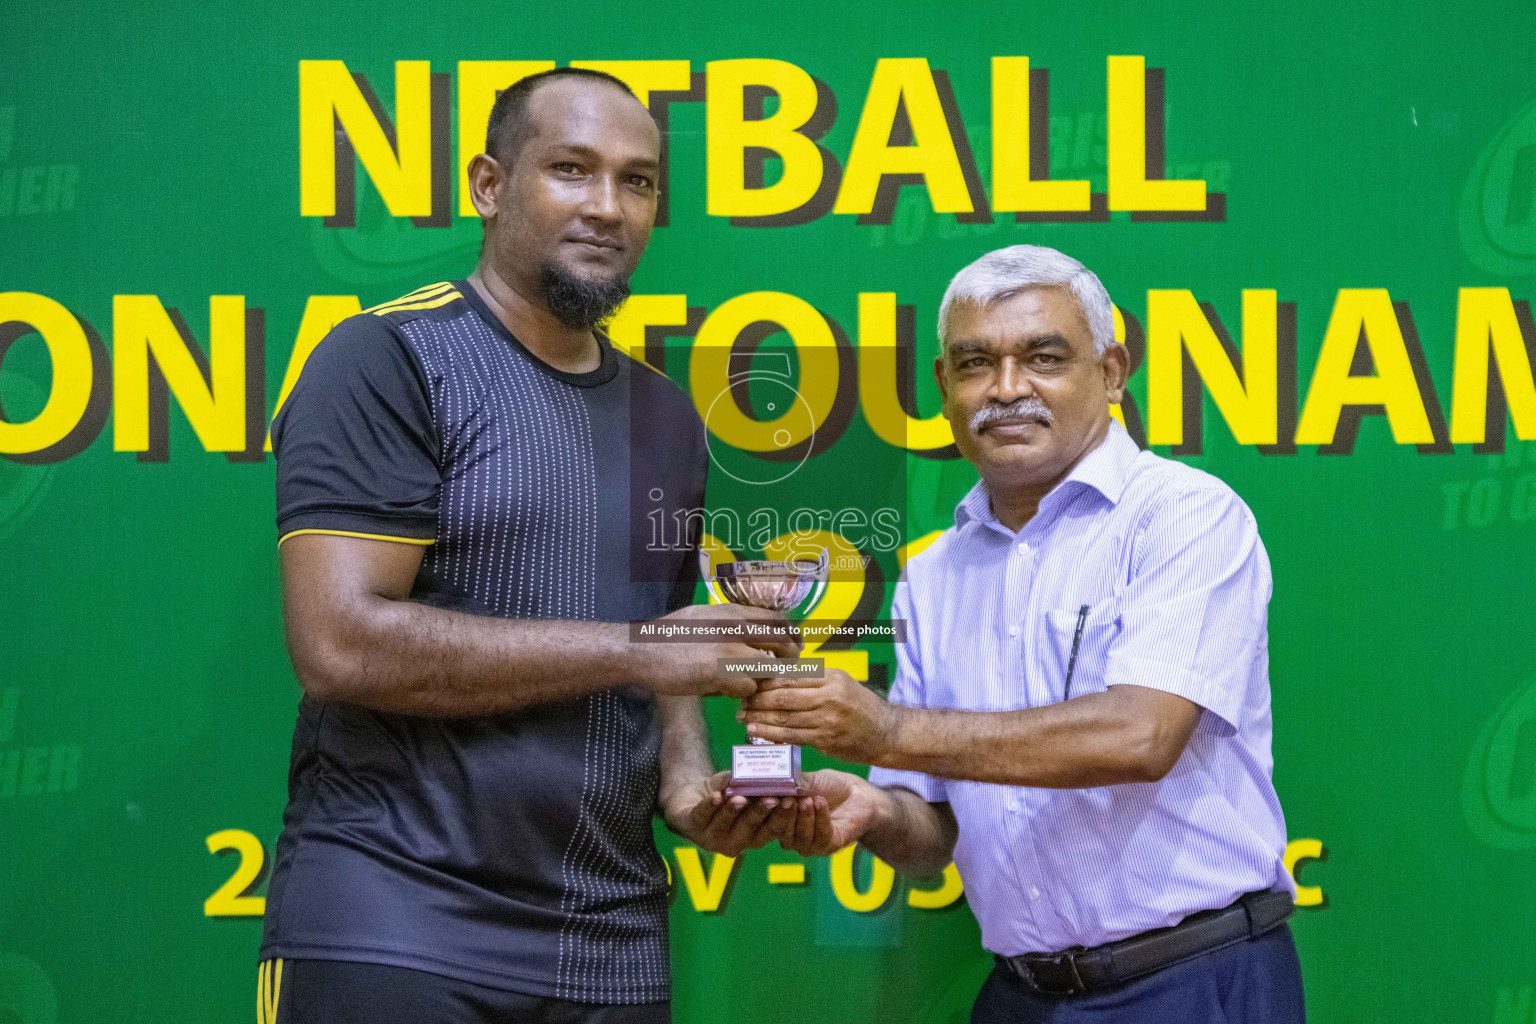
left=484, top=67, right=639, bottom=168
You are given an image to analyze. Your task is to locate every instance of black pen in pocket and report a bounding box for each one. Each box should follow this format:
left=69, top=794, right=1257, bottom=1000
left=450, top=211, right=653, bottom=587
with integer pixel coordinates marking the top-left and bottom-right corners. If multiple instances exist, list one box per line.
left=1063, top=604, right=1089, bottom=700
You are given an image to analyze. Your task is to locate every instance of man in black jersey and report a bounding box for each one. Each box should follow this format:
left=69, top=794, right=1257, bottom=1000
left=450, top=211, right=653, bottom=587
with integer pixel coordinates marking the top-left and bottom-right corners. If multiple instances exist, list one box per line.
left=260, top=68, right=796, bottom=1024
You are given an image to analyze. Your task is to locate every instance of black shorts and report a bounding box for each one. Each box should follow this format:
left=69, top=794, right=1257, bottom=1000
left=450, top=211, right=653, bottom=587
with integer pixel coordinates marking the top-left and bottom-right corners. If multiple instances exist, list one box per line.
left=256, top=959, right=672, bottom=1024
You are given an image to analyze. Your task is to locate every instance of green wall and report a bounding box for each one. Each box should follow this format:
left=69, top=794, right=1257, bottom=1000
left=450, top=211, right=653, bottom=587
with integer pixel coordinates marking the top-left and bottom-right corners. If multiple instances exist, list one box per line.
left=3, top=2, right=1535, bottom=1021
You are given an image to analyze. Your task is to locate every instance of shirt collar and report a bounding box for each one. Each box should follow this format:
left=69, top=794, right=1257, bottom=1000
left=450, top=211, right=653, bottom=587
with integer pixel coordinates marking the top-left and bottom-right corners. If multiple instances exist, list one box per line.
left=954, top=419, right=1139, bottom=530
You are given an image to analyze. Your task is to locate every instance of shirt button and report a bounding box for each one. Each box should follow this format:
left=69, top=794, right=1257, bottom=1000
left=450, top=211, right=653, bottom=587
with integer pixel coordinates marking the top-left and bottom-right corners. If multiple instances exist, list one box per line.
left=1017, top=542, right=1029, bottom=554
left=1008, top=625, right=1019, bottom=638
left=1029, top=887, right=1041, bottom=901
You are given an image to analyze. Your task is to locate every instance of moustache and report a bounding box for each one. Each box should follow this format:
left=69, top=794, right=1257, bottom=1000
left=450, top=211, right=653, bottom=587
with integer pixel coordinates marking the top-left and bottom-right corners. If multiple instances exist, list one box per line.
left=971, top=398, right=1054, bottom=433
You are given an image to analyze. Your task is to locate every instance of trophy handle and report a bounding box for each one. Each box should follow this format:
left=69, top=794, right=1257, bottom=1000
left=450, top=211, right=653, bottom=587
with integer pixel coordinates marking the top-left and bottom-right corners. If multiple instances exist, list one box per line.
left=699, top=549, right=727, bottom=605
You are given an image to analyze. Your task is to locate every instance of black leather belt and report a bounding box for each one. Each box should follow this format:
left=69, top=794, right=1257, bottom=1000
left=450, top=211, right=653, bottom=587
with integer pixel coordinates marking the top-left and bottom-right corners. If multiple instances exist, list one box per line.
left=998, top=889, right=1295, bottom=997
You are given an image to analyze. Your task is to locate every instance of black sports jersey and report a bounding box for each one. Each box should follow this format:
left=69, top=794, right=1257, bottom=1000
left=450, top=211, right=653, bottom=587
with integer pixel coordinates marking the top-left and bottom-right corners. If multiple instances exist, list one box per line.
left=261, top=280, right=707, bottom=1004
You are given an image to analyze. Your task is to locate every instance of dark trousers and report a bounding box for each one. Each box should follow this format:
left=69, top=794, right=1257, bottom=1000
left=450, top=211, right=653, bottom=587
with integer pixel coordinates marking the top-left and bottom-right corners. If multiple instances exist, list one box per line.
left=257, top=959, right=671, bottom=1024
left=970, top=923, right=1305, bottom=1024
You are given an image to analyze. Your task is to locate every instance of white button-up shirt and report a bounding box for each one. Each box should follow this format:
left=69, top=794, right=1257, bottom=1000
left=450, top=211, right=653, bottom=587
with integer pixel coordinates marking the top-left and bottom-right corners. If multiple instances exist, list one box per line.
left=870, top=421, right=1292, bottom=956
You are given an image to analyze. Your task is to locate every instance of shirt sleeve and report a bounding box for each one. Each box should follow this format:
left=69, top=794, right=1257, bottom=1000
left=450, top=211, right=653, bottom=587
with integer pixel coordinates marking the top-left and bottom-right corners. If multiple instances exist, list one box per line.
left=868, top=575, right=947, bottom=801
left=272, top=314, right=440, bottom=545
left=1103, top=484, right=1271, bottom=732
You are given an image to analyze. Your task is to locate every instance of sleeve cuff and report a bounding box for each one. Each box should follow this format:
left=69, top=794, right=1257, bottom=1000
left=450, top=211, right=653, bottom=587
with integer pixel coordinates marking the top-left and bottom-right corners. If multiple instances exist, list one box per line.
left=277, top=509, right=436, bottom=546
left=868, top=766, right=947, bottom=801
left=1104, top=654, right=1240, bottom=733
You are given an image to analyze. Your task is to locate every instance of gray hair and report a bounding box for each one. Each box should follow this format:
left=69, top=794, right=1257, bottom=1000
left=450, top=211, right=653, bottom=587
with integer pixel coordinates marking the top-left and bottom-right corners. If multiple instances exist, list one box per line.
left=937, top=244, right=1115, bottom=355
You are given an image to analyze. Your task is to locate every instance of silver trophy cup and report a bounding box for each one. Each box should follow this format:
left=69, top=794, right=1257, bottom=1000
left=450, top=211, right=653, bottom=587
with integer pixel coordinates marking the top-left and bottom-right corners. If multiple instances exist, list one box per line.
left=700, top=548, right=829, bottom=796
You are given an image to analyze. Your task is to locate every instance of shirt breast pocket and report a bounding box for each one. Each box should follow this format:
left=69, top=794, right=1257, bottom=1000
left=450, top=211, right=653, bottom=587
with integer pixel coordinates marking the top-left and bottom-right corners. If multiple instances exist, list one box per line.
left=1036, top=598, right=1119, bottom=701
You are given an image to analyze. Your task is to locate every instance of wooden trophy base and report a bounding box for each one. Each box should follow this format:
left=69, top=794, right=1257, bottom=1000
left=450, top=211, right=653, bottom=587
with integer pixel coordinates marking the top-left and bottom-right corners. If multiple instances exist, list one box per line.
left=724, top=776, right=804, bottom=798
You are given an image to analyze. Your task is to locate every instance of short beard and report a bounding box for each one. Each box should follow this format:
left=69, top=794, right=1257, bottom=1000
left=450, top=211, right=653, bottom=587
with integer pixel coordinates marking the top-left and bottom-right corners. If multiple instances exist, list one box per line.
left=538, top=262, right=631, bottom=331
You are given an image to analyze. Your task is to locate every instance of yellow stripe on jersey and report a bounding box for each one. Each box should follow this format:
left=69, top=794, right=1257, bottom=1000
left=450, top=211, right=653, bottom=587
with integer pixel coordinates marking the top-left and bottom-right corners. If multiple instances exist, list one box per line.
left=397, top=280, right=453, bottom=300
left=373, top=289, right=463, bottom=316
left=278, top=528, right=436, bottom=547
left=362, top=281, right=454, bottom=314
left=362, top=280, right=453, bottom=312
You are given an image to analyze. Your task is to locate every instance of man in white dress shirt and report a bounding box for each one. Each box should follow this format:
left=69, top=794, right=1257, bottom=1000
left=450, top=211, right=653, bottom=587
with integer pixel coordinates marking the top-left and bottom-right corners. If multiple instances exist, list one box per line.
left=746, top=245, right=1305, bottom=1022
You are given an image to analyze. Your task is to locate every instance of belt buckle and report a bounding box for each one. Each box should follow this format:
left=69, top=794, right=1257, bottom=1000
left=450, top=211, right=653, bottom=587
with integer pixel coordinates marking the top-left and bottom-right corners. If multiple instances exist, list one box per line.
left=1023, top=950, right=1088, bottom=996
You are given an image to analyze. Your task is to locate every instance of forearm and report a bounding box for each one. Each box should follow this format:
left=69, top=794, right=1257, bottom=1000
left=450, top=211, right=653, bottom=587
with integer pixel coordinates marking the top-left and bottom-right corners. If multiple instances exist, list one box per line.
left=287, top=593, right=645, bottom=717
left=657, top=695, right=715, bottom=829
left=859, top=787, right=956, bottom=876
left=878, top=687, right=1185, bottom=788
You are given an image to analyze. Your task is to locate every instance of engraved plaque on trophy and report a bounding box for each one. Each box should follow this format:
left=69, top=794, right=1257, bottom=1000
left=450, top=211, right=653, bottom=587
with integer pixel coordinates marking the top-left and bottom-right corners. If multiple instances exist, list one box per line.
left=700, top=548, right=829, bottom=797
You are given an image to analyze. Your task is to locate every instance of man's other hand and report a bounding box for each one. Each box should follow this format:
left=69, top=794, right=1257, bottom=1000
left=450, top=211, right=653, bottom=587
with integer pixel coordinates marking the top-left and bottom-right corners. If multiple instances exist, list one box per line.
left=776, top=770, right=884, bottom=858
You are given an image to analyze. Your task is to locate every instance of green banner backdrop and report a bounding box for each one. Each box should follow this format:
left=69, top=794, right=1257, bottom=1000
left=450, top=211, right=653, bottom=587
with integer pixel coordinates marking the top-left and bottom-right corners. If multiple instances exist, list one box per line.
left=3, top=1, right=1536, bottom=1021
